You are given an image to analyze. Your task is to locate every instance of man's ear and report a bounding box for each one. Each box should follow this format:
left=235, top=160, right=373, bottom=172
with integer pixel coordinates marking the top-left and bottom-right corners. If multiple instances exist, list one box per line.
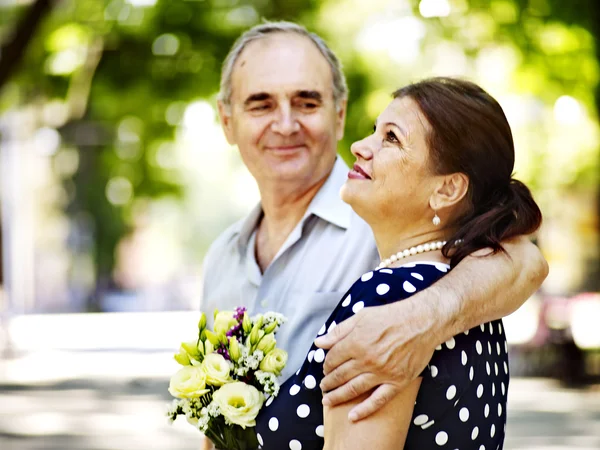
left=217, top=100, right=235, bottom=145
left=429, top=172, right=469, bottom=211
left=335, top=99, right=348, bottom=141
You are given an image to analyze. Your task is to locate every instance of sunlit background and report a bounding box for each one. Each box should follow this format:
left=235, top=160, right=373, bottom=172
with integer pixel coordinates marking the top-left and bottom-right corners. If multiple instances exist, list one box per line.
left=0, top=0, right=599, bottom=449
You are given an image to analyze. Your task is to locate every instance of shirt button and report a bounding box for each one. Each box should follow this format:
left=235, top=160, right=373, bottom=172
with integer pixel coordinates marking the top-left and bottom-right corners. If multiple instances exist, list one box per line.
left=260, top=299, right=268, bottom=308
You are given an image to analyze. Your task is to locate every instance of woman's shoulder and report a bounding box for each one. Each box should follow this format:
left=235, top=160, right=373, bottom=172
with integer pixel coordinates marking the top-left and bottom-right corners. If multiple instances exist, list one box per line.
left=347, top=261, right=451, bottom=302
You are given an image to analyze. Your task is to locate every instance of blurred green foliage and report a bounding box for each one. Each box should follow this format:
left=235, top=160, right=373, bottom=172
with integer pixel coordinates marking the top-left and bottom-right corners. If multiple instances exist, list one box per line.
left=0, top=0, right=599, bottom=305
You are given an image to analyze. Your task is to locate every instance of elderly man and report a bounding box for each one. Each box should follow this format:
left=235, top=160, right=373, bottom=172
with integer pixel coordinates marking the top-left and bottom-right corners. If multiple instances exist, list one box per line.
left=201, top=20, right=547, bottom=442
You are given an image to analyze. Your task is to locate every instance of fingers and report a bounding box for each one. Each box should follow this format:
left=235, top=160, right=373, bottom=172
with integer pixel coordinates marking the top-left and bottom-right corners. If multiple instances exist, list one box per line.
left=319, top=358, right=357, bottom=393
left=322, top=334, right=355, bottom=375
left=314, top=313, right=357, bottom=350
left=348, top=383, right=399, bottom=422
left=322, top=373, right=377, bottom=407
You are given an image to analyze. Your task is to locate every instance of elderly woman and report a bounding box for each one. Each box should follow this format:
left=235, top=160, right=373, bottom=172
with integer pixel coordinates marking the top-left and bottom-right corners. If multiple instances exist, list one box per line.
left=254, top=77, right=542, bottom=450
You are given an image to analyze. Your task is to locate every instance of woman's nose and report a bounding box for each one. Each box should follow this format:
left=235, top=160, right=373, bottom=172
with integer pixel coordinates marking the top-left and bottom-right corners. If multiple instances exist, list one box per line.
left=350, top=136, right=374, bottom=160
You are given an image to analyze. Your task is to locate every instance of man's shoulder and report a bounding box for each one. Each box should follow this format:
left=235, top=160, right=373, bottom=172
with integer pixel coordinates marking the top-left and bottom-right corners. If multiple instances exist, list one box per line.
left=203, top=217, right=246, bottom=265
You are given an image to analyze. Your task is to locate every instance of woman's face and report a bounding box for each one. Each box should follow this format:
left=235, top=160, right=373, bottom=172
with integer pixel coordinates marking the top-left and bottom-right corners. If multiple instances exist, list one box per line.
left=340, top=96, right=441, bottom=228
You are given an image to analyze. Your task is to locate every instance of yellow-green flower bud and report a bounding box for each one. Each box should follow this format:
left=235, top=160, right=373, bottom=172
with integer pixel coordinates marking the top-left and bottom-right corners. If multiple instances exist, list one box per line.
left=204, top=339, right=214, bottom=355
left=198, top=312, right=207, bottom=331
left=214, top=311, right=238, bottom=337
left=249, top=324, right=262, bottom=346
left=229, top=336, right=241, bottom=362
left=174, top=348, right=191, bottom=366
left=256, top=333, right=276, bottom=354
left=263, top=321, right=277, bottom=334
left=242, top=312, right=252, bottom=334
left=204, top=330, right=221, bottom=346
left=213, top=308, right=220, bottom=321
left=181, top=341, right=200, bottom=360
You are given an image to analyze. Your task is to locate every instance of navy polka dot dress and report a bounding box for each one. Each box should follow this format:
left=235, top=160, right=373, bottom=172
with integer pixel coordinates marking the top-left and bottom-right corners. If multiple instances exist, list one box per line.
left=255, top=262, right=509, bottom=450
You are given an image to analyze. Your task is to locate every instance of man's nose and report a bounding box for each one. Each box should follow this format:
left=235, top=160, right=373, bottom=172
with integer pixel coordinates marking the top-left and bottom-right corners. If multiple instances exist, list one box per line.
left=271, top=107, right=300, bottom=135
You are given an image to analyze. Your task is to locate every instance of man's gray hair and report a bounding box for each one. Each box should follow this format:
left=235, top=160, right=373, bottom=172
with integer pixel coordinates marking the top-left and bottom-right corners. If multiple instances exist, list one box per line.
left=218, top=21, right=348, bottom=110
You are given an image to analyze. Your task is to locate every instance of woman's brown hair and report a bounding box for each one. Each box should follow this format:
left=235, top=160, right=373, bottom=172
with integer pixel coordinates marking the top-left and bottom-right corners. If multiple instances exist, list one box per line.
left=393, top=77, right=542, bottom=267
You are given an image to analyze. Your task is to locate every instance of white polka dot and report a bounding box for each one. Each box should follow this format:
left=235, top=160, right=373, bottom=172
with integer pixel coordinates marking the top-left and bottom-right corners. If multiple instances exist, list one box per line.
left=464, top=329, right=470, bottom=335
left=266, top=396, right=274, bottom=406
left=476, top=340, right=482, bottom=355
left=328, top=321, right=337, bottom=333
left=471, top=426, right=479, bottom=440
left=317, top=324, right=326, bottom=335
left=498, top=323, right=503, bottom=334
left=469, top=366, right=474, bottom=380
left=315, top=425, right=324, bottom=437
left=501, top=382, right=506, bottom=396
left=459, top=407, right=469, bottom=422
left=489, top=323, right=494, bottom=334
left=297, top=404, right=310, bottom=418
left=257, top=433, right=264, bottom=446
left=486, top=362, right=491, bottom=375
left=492, top=383, right=496, bottom=397
left=379, top=268, right=393, bottom=274
left=313, top=349, right=325, bottom=363
left=307, top=350, right=315, bottom=363
left=402, top=281, right=416, bottom=293
left=435, top=263, right=449, bottom=272
left=341, top=295, right=351, bottom=307
left=479, top=446, right=485, bottom=450
left=484, top=404, right=490, bottom=418
left=289, top=440, right=302, bottom=450
left=352, top=301, right=364, bottom=314
left=477, top=384, right=484, bottom=398
left=480, top=324, right=485, bottom=332
left=491, top=424, right=496, bottom=438
left=494, top=362, right=499, bottom=376
left=431, top=365, right=439, bottom=378
left=435, top=344, right=443, bottom=351
left=461, top=350, right=468, bottom=366
left=498, top=403, right=503, bottom=416
left=361, top=271, right=373, bottom=282
left=269, top=417, right=279, bottom=431
left=487, top=342, right=492, bottom=355
left=503, top=361, right=509, bottom=374
left=296, top=368, right=300, bottom=375
left=422, top=419, right=435, bottom=429
left=413, top=414, right=429, bottom=426
left=446, top=385, right=457, bottom=400
left=496, top=342, right=501, bottom=355
left=446, top=337, right=456, bottom=349
left=304, top=375, right=317, bottom=389
left=435, top=431, right=449, bottom=446
left=504, top=341, right=508, bottom=353
left=411, top=272, right=424, bottom=281
left=377, top=283, right=391, bottom=295
left=289, top=384, right=301, bottom=396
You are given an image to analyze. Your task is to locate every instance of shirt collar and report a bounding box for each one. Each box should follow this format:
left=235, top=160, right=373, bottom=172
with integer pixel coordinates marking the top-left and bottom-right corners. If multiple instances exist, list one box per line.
left=234, top=157, right=353, bottom=255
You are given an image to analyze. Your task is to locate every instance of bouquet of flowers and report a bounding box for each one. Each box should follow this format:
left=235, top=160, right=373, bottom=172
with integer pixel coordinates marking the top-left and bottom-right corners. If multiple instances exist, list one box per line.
left=166, top=307, right=287, bottom=450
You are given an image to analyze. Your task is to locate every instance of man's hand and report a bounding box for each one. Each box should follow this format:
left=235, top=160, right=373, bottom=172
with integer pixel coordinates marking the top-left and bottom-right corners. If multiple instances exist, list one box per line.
left=315, top=298, right=441, bottom=422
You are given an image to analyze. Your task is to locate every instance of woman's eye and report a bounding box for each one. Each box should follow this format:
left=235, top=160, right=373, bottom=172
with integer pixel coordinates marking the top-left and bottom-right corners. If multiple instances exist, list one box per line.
left=386, top=131, right=399, bottom=143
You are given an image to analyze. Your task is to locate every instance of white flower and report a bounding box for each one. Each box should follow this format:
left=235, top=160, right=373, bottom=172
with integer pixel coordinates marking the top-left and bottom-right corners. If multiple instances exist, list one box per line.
left=212, top=382, right=264, bottom=429
left=201, top=353, right=232, bottom=386
left=259, top=348, right=287, bottom=375
left=168, top=366, right=210, bottom=399
left=213, top=311, right=238, bottom=336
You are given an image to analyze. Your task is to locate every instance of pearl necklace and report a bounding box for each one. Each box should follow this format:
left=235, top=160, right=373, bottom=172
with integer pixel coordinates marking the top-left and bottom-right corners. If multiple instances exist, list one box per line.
left=376, top=240, right=462, bottom=270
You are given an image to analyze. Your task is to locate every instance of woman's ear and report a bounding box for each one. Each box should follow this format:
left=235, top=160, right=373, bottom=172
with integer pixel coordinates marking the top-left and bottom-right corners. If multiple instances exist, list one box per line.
left=429, top=173, right=469, bottom=211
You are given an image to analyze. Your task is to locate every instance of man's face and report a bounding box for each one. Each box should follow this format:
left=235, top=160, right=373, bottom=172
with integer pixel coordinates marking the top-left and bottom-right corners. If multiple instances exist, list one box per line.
left=218, top=33, right=346, bottom=188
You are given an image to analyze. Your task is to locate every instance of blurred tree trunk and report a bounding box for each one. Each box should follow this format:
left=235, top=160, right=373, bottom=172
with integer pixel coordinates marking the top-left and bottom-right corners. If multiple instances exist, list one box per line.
left=0, top=0, right=56, bottom=91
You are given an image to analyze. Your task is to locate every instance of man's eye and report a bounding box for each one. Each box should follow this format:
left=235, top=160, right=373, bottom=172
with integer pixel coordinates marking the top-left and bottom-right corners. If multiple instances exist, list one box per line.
left=250, top=104, right=269, bottom=111
left=299, top=102, right=318, bottom=109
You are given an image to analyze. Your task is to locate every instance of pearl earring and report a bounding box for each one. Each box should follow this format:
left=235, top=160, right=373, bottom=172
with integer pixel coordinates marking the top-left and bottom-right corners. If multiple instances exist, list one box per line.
left=433, top=212, right=441, bottom=226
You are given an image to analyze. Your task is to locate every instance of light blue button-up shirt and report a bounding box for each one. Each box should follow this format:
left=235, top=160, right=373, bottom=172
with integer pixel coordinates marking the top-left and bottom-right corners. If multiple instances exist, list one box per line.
left=201, top=158, right=379, bottom=381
